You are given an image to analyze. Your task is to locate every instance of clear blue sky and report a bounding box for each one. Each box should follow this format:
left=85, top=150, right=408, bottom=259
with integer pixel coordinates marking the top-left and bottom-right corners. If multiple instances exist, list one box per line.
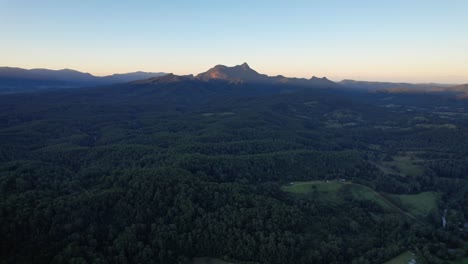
left=1, top=0, right=467, bottom=83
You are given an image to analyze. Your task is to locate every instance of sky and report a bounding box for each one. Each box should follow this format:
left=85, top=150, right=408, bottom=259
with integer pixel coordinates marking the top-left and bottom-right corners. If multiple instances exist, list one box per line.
left=1, top=0, right=467, bottom=83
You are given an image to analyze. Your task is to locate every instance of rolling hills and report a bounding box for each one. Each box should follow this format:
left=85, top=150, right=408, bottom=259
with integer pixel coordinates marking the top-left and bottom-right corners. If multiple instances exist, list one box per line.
left=0, top=63, right=467, bottom=264
left=0, top=66, right=167, bottom=93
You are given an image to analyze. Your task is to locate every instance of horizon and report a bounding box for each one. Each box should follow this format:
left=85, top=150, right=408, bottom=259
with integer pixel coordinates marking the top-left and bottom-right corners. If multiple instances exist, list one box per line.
left=1, top=63, right=464, bottom=85
left=1, top=0, right=468, bottom=83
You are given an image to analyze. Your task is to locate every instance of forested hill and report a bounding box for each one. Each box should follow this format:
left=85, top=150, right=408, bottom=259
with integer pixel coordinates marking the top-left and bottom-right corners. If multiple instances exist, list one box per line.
left=0, top=67, right=167, bottom=93
left=1, top=64, right=468, bottom=263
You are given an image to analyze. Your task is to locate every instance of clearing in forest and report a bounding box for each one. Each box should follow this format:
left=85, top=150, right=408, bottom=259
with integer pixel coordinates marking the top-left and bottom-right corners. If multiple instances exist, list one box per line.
left=383, top=250, right=419, bottom=264
left=389, top=192, right=439, bottom=218
left=282, top=181, right=393, bottom=210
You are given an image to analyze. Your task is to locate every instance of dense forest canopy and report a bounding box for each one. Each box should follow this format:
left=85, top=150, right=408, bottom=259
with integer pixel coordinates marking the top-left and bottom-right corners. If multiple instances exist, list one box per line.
left=1, top=73, right=467, bottom=264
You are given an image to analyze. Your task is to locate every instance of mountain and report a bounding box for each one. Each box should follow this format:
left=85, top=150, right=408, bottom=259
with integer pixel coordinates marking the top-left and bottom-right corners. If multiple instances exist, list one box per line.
left=0, top=67, right=167, bottom=93
left=5, top=63, right=342, bottom=107
left=0, top=63, right=339, bottom=93
left=339, top=79, right=451, bottom=92
left=0, top=67, right=96, bottom=83
left=339, top=79, right=468, bottom=100
left=196, top=62, right=269, bottom=82
left=447, top=83, right=468, bottom=92
left=100, top=71, right=169, bottom=84
left=440, top=84, right=468, bottom=98
left=142, top=62, right=339, bottom=89
left=133, top=73, right=196, bottom=85
left=2, top=62, right=468, bottom=264
left=1, top=62, right=468, bottom=264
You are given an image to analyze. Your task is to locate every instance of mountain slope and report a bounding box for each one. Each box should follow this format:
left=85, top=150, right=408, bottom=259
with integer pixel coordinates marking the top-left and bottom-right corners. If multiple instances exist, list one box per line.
left=194, top=63, right=338, bottom=88
left=438, top=84, right=468, bottom=98
left=339, top=79, right=450, bottom=92
left=100, top=71, right=168, bottom=84
left=0, top=67, right=167, bottom=93
left=196, top=62, right=268, bottom=82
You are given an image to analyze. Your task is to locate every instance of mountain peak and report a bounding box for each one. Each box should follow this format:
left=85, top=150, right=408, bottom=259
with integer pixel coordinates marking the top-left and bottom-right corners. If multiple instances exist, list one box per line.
left=240, top=62, right=250, bottom=69
left=191, top=63, right=338, bottom=88
left=196, top=63, right=265, bottom=82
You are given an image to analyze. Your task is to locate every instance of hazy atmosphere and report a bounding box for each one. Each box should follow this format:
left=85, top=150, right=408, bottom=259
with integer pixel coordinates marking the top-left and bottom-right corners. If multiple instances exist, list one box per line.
left=1, top=0, right=467, bottom=83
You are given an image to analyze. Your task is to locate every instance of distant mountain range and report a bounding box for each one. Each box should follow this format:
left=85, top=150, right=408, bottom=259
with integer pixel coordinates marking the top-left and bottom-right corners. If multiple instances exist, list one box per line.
left=338, top=80, right=452, bottom=91
left=134, top=63, right=468, bottom=98
left=432, top=84, right=468, bottom=98
left=339, top=80, right=468, bottom=98
left=133, top=62, right=338, bottom=89
left=0, top=64, right=467, bottom=97
left=0, top=67, right=167, bottom=93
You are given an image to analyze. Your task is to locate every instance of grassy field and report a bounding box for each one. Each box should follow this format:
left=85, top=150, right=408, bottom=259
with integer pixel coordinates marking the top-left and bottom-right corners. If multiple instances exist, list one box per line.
left=382, top=155, right=425, bottom=177
left=390, top=192, right=438, bottom=218
left=383, top=251, right=418, bottom=264
left=282, top=181, right=393, bottom=210
left=281, top=181, right=342, bottom=194
left=282, top=181, right=349, bottom=204
left=282, top=181, right=430, bottom=223
left=349, top=183, right=394, bottom=210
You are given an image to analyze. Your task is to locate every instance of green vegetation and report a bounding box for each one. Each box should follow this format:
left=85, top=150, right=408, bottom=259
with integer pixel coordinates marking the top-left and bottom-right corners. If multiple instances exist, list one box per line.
left=281, top=181, right=343, bottom=194
left=0, top=80, right=467, bottom=263
left=283, top=181, right=349, bottom=205
left=282, top=181, right=422, bottom=218
left=390, top=192, right=439, bottom=218
left=450, top=258, right=468, bottom=264
left=282, top=181, right=394, bottom=209
left=381, top=154, right=425, bottom=177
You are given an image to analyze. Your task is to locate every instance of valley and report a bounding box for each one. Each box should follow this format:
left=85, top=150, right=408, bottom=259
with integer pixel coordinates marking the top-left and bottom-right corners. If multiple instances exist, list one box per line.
left=0, top=64, right=467, bottom=263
